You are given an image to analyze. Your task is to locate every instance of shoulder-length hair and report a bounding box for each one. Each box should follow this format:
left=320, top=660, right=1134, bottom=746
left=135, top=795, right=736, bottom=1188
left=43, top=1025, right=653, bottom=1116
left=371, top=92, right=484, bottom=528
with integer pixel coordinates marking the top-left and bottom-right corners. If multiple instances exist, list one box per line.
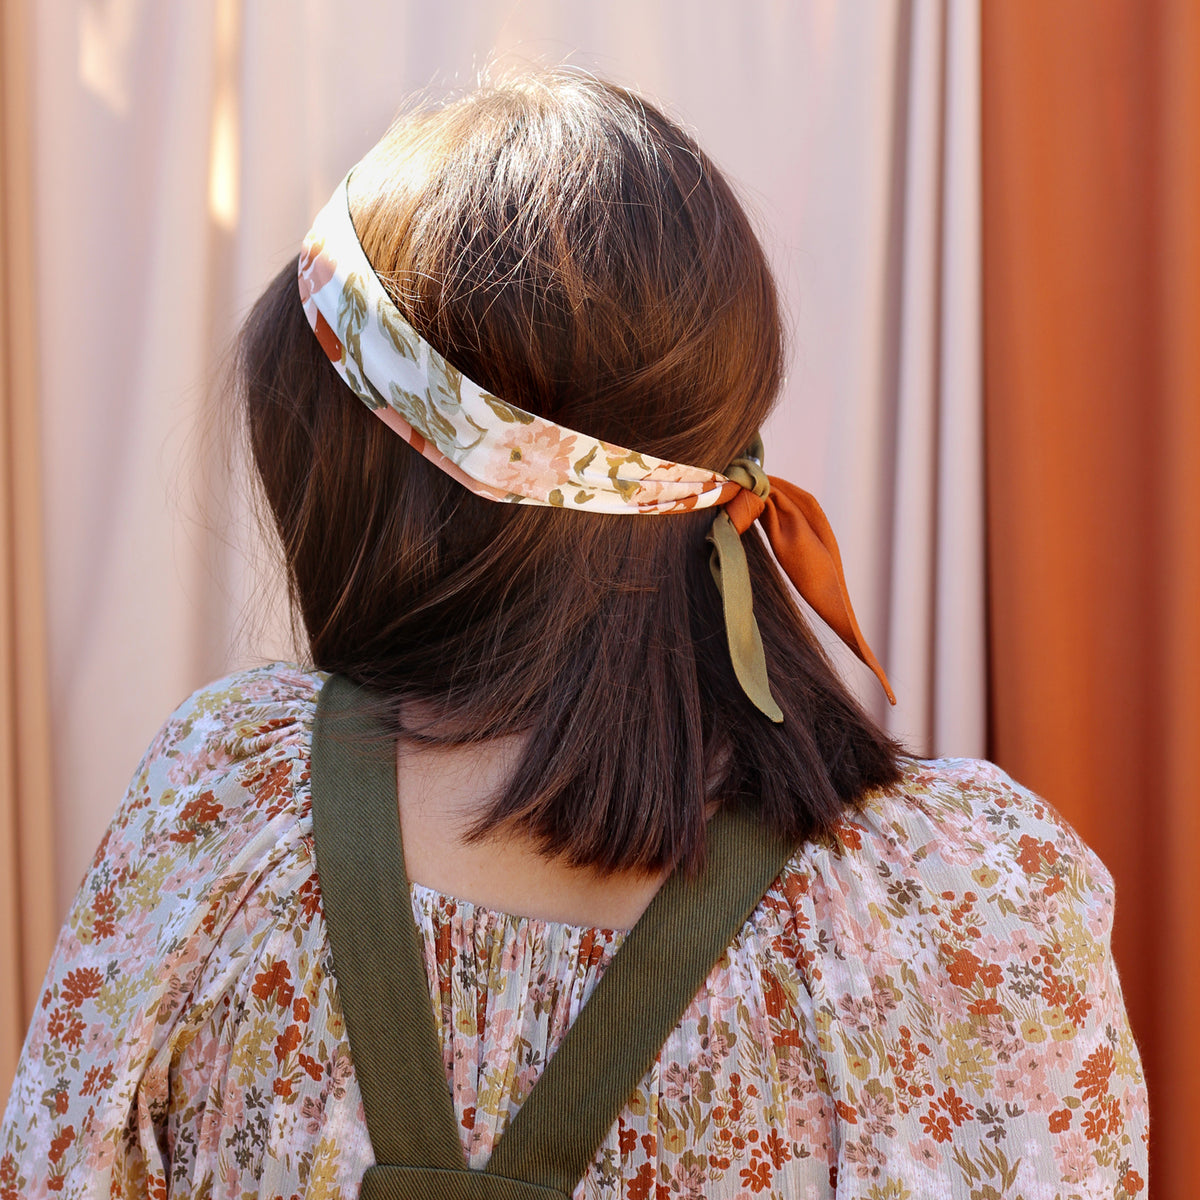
left=238, top=70, right=903, bottom=874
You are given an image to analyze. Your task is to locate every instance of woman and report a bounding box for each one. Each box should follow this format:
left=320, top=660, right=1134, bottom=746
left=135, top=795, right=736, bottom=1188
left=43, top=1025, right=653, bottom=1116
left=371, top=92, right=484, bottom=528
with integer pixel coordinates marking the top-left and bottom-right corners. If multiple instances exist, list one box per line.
left=1, top=71, right=1146, bottom=1197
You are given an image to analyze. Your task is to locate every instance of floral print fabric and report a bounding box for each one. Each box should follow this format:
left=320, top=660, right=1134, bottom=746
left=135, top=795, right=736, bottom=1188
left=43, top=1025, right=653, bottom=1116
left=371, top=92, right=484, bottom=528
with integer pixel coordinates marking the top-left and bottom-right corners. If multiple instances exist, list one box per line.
left=299, top=177, right=739, bottom=515
left=0, top=664, right=1148, bottom=1198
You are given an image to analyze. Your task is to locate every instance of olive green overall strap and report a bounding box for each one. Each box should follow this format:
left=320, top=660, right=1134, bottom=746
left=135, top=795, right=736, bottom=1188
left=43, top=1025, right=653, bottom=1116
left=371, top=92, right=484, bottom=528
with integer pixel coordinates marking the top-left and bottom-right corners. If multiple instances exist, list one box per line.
left=309, top=674, right=466, bottom=1172
left=486, top=805, right=796, bottom=1193
left=310, top=674, right=797, bottom=1199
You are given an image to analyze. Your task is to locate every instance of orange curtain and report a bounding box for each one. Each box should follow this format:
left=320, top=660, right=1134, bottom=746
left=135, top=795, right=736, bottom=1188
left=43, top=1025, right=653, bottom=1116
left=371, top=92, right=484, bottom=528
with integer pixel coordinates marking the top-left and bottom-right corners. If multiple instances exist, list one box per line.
left=0, top=0, right=57, bottom=1089
left=983, top=1, right=1200, bottom=1191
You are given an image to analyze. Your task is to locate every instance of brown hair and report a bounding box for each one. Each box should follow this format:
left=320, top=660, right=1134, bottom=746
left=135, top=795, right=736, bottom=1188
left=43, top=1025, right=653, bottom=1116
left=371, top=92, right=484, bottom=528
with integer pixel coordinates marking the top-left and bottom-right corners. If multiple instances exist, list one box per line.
left=240, top=70, right=903, bottom=874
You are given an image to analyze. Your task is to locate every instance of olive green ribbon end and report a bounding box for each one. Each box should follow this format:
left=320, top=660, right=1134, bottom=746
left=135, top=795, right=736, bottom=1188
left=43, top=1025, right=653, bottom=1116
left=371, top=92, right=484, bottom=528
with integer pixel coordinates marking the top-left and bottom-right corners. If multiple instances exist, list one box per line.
left=706, top=508, right=784, bottom=724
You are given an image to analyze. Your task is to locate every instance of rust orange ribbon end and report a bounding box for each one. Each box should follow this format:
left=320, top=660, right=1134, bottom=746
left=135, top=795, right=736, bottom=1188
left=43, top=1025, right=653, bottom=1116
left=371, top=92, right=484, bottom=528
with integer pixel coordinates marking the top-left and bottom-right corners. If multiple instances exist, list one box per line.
left=733, top=477, right=896, bottom=706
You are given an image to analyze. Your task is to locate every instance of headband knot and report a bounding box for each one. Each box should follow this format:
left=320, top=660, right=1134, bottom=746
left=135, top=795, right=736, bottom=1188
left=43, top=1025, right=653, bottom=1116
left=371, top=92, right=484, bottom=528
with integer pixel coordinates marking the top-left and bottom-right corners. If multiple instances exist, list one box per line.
left=721, top=436, right=772, bottom=537
left=722, top=433, right=770, bottom=495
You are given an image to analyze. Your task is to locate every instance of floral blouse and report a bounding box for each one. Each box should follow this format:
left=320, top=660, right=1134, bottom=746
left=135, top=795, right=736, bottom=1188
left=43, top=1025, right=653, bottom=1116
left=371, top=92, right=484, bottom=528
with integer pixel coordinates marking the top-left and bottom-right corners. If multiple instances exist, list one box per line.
left=0, top=664, right=1148, bottom=1198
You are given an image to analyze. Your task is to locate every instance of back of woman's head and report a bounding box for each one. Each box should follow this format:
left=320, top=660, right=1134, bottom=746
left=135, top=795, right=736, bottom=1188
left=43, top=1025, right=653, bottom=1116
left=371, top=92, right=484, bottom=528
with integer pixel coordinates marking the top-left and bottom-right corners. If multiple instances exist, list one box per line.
left=240, top=69, right=902, bottom=873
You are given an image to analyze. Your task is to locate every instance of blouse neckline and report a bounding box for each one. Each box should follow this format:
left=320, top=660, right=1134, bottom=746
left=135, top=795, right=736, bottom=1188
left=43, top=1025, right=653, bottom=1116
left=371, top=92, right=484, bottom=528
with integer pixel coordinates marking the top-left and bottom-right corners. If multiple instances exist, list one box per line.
left=408, top=878, right=629, bottom=939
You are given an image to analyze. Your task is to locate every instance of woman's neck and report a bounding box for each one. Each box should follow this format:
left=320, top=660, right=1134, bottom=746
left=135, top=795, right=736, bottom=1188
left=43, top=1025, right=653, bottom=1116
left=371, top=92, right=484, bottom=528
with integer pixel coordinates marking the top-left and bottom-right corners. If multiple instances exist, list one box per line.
left=395, top=729, right=668, bottom=931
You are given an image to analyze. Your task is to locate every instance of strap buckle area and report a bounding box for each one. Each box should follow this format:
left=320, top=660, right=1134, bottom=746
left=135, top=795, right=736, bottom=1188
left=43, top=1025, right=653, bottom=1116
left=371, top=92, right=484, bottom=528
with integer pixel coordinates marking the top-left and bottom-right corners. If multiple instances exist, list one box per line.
left=360, top=1165, right=569, bottom=1200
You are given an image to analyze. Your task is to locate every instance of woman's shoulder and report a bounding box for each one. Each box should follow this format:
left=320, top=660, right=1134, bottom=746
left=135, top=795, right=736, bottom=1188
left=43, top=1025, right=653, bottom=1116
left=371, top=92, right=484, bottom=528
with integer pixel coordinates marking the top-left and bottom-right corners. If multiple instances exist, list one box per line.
left=888, top=755, right=1107, bottom=870
left=785, top=755, right=1113, bottom=912
left=74, top=660, right=329, bottom=928
left=121, top=660, right=328, bottom=832
left=743, top=757, right=1146, bottom=1190
left=73, top=662, right=331, bottom=938
left=763, top=754, right=1122, bottom=1025
left=901, top=756, right=1114, bottom=915
left=146, top=660, right=327, bottom=775
left=0, top=663, right=349, bottom=1198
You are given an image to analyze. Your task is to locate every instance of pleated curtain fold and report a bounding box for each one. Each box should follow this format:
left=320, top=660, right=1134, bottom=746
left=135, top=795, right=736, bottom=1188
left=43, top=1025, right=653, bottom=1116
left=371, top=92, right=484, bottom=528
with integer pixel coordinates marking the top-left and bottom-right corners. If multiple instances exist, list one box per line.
left=0, top=0, right=58, bottom=1091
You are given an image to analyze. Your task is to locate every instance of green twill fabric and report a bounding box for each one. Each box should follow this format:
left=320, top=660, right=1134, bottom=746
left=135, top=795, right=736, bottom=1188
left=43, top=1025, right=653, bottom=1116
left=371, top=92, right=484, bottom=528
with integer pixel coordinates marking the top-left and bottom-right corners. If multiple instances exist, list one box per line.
left=310, top=674, right=798, bottom=1199
left=358, top=1166, right=568, bottom=1200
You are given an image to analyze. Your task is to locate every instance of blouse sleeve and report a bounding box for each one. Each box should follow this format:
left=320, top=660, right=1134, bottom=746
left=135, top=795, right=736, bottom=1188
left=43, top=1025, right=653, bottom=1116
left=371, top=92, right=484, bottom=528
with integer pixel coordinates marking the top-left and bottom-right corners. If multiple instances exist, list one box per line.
left=971, top=763, right=1150, bottom=1191
left=784, top=757, right=1149, bottom=1195
left=0, top=666, right=321, bottom=1200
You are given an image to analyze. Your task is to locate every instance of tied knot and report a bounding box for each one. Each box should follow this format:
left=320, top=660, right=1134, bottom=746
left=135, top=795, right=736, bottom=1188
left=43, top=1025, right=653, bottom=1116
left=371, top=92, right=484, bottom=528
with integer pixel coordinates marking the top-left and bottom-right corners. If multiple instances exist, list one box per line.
left=722, top=435, right=770, bottom=535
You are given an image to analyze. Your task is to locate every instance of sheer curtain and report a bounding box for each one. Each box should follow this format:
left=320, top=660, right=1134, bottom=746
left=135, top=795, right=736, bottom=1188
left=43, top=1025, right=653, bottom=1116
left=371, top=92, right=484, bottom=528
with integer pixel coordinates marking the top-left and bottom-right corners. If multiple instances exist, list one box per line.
left=0, top=0, right=57, bottom=1089
left=17, top=0, right=984, bottom=1063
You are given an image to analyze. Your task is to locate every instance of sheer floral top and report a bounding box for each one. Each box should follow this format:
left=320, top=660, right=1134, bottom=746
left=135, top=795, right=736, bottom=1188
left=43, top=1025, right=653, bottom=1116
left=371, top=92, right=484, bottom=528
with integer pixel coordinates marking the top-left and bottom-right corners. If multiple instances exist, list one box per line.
left=0, top=664, right=1148, bottom=1198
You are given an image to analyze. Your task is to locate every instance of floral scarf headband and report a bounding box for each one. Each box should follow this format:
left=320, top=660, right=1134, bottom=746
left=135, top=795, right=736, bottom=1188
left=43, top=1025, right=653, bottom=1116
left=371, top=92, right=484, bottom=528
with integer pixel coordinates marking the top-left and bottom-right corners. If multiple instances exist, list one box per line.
left=299, top=174, right=895, bottom=721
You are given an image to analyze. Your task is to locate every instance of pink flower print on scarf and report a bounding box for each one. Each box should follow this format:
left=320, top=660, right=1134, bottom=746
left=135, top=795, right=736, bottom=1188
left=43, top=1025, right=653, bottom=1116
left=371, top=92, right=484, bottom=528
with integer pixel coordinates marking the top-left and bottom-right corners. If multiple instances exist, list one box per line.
left=493, top=420, right=581, bottom=501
